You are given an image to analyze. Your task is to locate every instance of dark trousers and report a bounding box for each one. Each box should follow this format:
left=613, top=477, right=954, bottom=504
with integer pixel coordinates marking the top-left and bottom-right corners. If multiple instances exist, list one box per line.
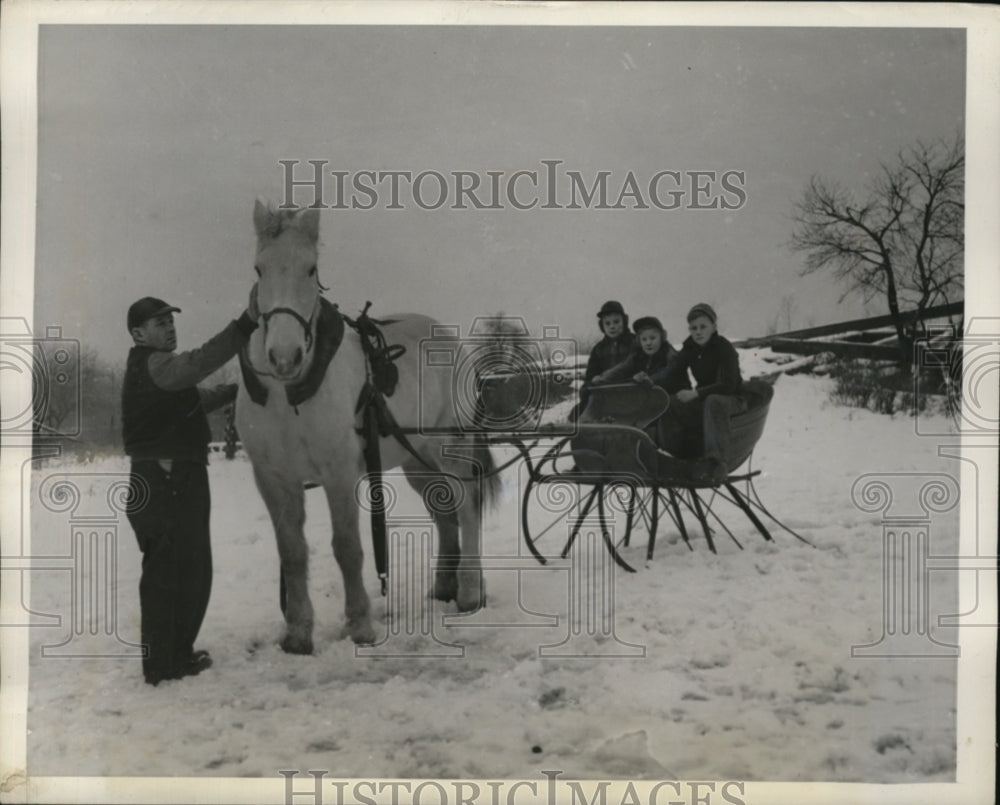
left=663, top=393, right=748, bottom=460
left=701, top=394, right=748, bottom=460
left=127, top=460, right=212, bottom=681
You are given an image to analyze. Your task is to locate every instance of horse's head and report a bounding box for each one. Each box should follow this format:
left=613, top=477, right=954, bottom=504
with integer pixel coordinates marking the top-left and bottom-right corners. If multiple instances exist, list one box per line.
left=252, top=200, right=323, bottom=381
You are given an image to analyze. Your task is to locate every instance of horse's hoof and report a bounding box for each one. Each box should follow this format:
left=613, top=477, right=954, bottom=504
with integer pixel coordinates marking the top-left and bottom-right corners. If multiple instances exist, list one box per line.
left=280, top=634, right=314, bottom=655
left=455, top=589, right=486, bottom=613
left=342, top=619, right=376, bottom=645
left=455, top=573, right=485, bottom=612
left=431, top=574, right=458, bottom=602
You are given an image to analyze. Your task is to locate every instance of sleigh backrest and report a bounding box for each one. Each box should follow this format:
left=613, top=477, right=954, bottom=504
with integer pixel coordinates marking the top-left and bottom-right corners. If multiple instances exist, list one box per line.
left=724, top=377, right=774, bottom=472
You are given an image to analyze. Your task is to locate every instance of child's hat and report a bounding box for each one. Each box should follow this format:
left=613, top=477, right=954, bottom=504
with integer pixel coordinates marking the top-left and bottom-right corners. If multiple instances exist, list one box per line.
left=597, top=300, right=629, bottom=333
left=597, top=300, right=626, bottom=319
left=686, top=303, right=717, bottom=324
left=632, top=316, right=666, bottom=335
left=127, top=297, right=181, bottom=332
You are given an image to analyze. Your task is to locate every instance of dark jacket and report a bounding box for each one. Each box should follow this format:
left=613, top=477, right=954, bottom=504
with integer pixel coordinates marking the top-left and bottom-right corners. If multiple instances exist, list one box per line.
left=595, top=342, right=692, bottom=394
left=577, top=332, right=636, bottom=412
left=122, top=317, right=254, bottom=462
left=583, top=332, right=636, bottom=388
left=672, top=332, right=743, bottom=398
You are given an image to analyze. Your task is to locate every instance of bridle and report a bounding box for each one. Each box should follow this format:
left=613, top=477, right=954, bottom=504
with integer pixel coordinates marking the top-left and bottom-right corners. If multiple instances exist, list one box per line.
left=260, top=298, right=320, bottom=352
left=248, top=293, right=322, bottom=379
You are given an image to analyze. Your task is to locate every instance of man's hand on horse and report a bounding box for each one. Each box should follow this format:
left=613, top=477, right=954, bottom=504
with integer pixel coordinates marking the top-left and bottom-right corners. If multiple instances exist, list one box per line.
left=676, top=389, right=699, bottom=403
left=633, top=372, right=653, bottom=386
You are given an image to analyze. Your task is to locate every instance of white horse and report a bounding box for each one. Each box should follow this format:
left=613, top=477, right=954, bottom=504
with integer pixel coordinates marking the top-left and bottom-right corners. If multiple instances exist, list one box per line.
left=237, top=202, right=499, bottom=654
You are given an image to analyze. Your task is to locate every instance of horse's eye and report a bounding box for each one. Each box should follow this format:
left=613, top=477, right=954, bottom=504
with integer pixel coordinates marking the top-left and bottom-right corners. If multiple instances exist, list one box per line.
left=254, top=265, right=262, bottom=277
left=308, top=265, right=317, bottom=277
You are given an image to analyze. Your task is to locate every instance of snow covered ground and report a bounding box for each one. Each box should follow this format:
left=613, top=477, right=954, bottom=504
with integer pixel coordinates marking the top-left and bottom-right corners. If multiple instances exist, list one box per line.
left=21, top=353, right=973, bottom=791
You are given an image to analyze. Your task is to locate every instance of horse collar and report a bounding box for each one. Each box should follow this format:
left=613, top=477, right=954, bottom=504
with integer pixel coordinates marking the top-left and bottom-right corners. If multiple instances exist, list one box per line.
left=239, top=297, right=345, bottom=408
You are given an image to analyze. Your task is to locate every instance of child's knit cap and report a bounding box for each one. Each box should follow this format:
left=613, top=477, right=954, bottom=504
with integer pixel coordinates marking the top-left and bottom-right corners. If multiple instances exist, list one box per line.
left=686, top=303, right=717, bottom=324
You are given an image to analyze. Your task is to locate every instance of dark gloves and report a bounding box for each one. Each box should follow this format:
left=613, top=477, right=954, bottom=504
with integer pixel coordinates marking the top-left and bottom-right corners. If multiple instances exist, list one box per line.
left=248, top=282, right=260, bottom=321
left=236, top=311, right=258, bottom=339
left=236, top=284, right=261, bottom=339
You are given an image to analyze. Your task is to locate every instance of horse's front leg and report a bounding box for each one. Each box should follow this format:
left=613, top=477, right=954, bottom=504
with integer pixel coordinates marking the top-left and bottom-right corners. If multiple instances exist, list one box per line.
left=253, top=466, right=314, bottom=654
left=324, top=484, right=376, bottom=645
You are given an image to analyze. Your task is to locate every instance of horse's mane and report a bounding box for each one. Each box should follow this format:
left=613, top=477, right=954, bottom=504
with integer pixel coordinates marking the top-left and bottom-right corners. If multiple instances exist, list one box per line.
left=256, top=205, right=303, bottom=241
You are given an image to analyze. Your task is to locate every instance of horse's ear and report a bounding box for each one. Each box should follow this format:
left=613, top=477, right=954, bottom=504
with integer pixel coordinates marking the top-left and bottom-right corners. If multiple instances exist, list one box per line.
left=295, top=208, right=320, bottom=243
left=253, top=199, right=276, bottom=239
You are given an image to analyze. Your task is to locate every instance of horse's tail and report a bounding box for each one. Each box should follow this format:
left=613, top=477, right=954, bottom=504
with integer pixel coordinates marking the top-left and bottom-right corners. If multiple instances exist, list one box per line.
left=472, top=434, right=503, bottom=511
left=468, top=389, right=503, bottom=509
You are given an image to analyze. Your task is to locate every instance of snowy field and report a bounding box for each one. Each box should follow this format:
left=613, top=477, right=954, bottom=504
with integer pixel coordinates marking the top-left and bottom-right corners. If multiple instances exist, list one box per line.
left=23, top=353, right=965, bottom=786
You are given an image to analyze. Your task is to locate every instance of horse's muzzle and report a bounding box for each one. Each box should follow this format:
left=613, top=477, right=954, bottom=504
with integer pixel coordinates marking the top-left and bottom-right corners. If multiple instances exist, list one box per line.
left=261, top=303, right=316, bottom=382
left=267, top=345, right=305, bottom=380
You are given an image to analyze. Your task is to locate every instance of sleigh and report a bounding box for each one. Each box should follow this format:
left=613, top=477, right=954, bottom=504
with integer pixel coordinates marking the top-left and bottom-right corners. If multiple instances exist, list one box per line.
left=515, top=378, right=811, bottom=571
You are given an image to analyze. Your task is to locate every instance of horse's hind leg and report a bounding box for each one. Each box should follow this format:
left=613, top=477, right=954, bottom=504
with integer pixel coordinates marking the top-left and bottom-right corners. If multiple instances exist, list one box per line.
left=455, top=480, right=486, bottom=612
left=253, top=466, right=314, bottom=654
left=404, top=468, right=460, bottom=602
left=432, top=508, right=461, bottom=603
left=324, top=484, right=375, bottom=645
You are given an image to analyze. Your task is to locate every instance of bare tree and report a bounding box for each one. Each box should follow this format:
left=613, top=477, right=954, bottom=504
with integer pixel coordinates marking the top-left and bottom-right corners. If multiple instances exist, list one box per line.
left=33, top=346, right=126, bottom=450
left=790, top=135, right=964, bottom=366
left=778, top=293, right=797, bottom=332
left=33, top=343, right=84, bottom=438
left=766, top=293, right=798, bottom=336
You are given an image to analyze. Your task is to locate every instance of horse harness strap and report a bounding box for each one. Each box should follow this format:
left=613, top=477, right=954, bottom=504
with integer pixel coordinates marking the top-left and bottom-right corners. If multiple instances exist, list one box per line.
left=345, top=302, right=425, bottom=595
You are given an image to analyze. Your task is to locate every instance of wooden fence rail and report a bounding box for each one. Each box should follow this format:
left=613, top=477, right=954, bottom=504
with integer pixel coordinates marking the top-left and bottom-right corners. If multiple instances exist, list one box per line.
left=734, top=301, right=963, bottom=361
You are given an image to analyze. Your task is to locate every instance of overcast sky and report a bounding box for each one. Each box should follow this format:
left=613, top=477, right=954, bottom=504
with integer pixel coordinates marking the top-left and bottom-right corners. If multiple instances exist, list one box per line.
left=33, top=23, right=965, bottom=361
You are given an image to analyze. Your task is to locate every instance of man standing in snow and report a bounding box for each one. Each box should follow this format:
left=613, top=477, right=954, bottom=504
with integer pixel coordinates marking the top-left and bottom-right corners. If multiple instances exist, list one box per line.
left=122, top=291, right=258, bottom=685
